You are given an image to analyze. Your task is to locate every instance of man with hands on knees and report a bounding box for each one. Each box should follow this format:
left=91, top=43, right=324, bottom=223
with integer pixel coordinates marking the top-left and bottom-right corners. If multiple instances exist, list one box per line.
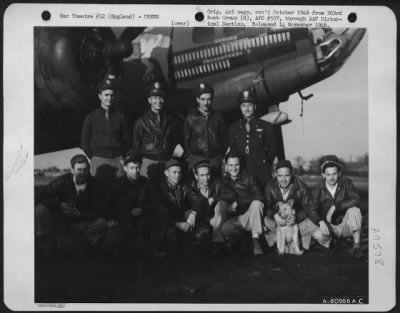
left=221, top=153, right=265, bottom=256
left=309, top=155, right=363, bottom=259
left=155, top=159, right=211, bottom=253
left=187, top=159, right=236, bottom=255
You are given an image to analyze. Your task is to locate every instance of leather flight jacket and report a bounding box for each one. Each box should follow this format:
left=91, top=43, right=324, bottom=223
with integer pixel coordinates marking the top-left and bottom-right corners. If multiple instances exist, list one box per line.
left=309, top=176, right=360, bottom=225
left=132, top=110, right=177, bottom=161
left=184, top=109, right=228, bottom=158
left=264, top=175, right=311, bottom=223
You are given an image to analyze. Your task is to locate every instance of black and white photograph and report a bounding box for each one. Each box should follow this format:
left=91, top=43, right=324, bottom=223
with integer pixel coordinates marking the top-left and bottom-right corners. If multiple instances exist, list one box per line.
left=3, top=4, right=397, bottom=311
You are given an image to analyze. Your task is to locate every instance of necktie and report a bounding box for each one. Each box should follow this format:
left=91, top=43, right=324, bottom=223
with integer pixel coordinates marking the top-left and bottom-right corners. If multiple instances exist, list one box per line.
left=105, top=110, right=110, bottom=121
left=245, top=120, right=251, bottom=132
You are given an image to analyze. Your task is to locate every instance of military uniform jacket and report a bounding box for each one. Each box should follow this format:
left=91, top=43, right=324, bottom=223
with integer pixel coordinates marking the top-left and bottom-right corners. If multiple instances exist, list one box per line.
left=264, top=175, right=310, bottom=224
left=309, top=176, right=360, bottom=225
left=132, top=109, right=178, bottom=161
left=229, top=118, right=278, bottom=185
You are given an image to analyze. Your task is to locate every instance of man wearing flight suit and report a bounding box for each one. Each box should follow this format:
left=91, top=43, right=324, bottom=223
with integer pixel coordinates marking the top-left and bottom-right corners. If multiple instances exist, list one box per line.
left=184, top=82, right=228, bottom=174
left=131, top=81, right=181, bottom=181
left=80, top=77, right=130, bottom=180
left=228, top=89, right=279, bottom=185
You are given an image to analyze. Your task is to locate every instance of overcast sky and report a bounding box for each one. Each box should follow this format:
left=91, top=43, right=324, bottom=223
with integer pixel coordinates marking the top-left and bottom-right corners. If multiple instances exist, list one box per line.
left=281, top=34, right=368, bottom=163
left=34, top=31, right=368, bottom=169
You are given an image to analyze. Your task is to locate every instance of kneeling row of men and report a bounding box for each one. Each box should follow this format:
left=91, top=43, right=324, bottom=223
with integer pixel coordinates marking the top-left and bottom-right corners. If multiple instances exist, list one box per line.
left=35, top=153, right=363, bottom=259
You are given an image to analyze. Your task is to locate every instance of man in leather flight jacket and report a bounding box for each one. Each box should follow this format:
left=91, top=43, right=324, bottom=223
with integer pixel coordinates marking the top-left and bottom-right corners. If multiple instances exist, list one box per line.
left=221, top=153, right=265, bottom=256
left=309, top=155, right=363, bottom=259
left=183, top=82, right=228, bottom=174
left=187, top=159, right=236, bottom=254
left=132, top=81, right=180, bottom=181
left=263, top=160, right=327, bottom=251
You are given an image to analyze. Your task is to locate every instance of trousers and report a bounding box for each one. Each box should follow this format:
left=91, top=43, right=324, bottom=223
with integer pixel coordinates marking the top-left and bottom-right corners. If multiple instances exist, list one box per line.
left=221, top=200, right=264, bottom=242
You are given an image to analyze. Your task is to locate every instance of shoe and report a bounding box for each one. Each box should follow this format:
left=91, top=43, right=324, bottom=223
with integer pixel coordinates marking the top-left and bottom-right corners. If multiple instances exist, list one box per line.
left=252, top=238, right=264, bottom=256
left=352, top=245, right=363, bottom=259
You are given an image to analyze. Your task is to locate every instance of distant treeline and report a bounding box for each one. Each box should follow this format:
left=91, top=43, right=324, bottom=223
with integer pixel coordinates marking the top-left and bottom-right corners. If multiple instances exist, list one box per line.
left=34, top=153, right=369, bottom=178
left=34, top=166, right=69, bottom=177
left=291, top=153, right=368, bottom=177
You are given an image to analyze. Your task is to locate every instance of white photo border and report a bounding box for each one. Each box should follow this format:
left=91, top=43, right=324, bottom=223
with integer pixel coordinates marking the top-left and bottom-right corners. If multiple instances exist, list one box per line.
left=3, top=3, right=397, bottom=311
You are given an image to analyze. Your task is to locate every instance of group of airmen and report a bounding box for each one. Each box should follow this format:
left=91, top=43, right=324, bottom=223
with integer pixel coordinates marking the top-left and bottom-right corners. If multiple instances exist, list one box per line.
left=35, top=78, right=364, bottom=260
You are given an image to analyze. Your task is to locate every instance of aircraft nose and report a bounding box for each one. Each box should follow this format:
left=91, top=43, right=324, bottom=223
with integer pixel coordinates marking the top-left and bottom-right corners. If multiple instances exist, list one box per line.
left=107, top=39, right=133, bottom=60
left=315, top=28, right=366, bottom=76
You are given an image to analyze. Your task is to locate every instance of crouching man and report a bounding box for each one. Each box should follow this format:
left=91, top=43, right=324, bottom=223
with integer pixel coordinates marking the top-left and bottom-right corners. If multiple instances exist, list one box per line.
left=309, top=155, right=363, bottom=259
left=187, top=159, right=236, bottom=255
left=35, top=154, right=117, bottom=257
left=263, top=160, right=328, bottom=252
left=220, top=153, right=265, bottom=255
left=155, top=159, right=211, bottom=253
left=114, top=152, right=168, bottom=257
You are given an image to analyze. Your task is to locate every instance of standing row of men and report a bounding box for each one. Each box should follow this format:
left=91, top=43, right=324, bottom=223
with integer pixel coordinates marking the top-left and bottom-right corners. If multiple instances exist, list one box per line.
left=80, top=79, right=280, bottom=186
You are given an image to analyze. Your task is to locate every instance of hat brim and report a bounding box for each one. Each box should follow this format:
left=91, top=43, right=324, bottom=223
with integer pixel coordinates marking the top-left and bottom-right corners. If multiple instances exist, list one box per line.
left=320, top=160, right=342, bottom=171
left=165, top=162, right=182, bottom=170
left=240, top=98, right=257, bottom=104
left=148, top=91, right=166, bottom=97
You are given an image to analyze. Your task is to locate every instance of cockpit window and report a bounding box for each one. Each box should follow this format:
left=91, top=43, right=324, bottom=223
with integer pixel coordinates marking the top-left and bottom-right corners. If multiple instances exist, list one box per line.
left=192, top=28, right=216, bottom=43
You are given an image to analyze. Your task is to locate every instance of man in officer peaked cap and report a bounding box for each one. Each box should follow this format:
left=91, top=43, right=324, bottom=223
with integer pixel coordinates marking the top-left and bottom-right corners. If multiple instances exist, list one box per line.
left=228, top=88, right=279, bottom=185
left=132, top=81, right=182, bottom=182
left=81, top=75, right=130, bottom=183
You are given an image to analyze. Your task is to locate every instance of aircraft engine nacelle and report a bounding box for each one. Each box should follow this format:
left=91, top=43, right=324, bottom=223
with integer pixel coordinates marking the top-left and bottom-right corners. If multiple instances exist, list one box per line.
left=34, top=27, right=133, bottom=154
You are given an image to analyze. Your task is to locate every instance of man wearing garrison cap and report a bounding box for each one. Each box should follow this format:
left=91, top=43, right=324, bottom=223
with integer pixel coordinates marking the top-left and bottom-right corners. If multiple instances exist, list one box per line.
left=183, top=82, right=228, bottom=174
left=132, top=81, right=182, bottom=182
left=309, top=155, right=363, bottom=259
left=228, top=88, right=280, bottom=185
left=80, top=76, right=130, bottom=181
left=263, top=160, right=328, bottom=251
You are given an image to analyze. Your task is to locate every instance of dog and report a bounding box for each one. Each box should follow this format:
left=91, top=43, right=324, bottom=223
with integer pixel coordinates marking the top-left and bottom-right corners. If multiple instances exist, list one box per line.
left=276, top=200, right=303, bottom=255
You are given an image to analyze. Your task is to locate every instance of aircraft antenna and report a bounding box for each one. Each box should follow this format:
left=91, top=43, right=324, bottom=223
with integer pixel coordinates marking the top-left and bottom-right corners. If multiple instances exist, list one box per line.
left=298, top=90, right=313, bottom=135
left=301, top=98, right=305, bottom=135
left=300, top=97, right=304, bottom=117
